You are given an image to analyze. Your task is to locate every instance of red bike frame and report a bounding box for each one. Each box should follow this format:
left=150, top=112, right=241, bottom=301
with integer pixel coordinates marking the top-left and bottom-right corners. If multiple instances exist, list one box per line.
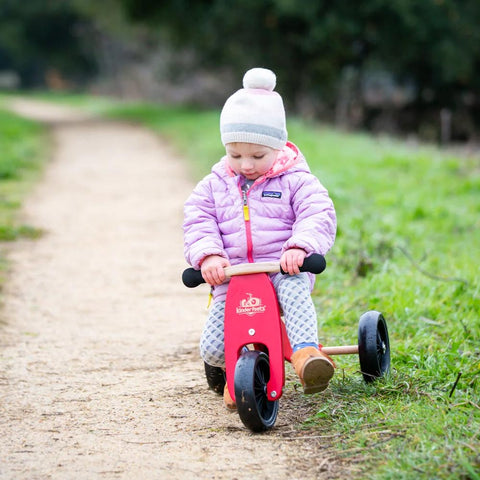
left=224, top=272, right=293, bottom=402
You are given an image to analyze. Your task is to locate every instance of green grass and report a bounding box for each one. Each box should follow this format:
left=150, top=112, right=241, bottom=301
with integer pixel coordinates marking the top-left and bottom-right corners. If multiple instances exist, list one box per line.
left=0, top=102, right=47, bottom=241
left=0, top=99, right=48, bottom=288
left=300, top=125, right=480, bottom=479
left=19, top=94, right=480, bottom=479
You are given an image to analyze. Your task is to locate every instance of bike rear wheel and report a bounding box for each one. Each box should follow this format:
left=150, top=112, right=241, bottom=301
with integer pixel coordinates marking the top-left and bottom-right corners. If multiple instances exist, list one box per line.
left=204, top=362, right=225, bottom=394
left=358, top=310, right=390, bottom=383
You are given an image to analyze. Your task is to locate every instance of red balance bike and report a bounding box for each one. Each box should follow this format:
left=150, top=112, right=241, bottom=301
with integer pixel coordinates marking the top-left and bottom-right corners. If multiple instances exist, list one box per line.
left=182, top=254, right=390, bottom=432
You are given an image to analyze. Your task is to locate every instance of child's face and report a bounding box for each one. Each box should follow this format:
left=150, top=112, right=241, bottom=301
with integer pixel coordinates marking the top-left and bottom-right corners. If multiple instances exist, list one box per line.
left=225, top=143, right=279, bottom=180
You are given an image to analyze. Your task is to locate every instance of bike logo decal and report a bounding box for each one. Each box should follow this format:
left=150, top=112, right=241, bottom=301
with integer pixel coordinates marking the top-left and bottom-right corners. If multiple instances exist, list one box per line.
left=236, top=293, right=266, bottom=316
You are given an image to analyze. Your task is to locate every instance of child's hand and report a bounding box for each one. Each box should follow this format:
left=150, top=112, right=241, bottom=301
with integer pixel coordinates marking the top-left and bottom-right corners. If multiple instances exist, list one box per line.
left=281, top=248, right=307, bottom=275
left=201, top=255, right=231, bottom=286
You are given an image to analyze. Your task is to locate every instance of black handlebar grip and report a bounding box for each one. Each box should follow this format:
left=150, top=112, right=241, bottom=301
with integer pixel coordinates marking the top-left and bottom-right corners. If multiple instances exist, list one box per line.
left=302, top=253, right=327, bottom=274
left=281, top=253, right=326, bottom=275
left=182, top=268, right=206, bottom=288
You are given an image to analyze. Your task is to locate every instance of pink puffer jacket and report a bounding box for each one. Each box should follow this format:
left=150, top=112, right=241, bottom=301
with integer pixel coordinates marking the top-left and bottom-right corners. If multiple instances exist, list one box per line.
left=183, top=142, right=336, bottom=299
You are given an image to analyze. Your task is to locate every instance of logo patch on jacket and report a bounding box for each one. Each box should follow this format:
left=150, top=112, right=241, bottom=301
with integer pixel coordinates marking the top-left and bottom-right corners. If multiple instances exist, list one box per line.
left=262, top=191, right=282, bottom=199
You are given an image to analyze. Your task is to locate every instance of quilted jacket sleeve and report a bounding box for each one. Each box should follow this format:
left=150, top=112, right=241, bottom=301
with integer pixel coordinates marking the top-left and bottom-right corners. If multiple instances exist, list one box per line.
left=282, top=172, right=336, bottom=256
left=183, top=176, right=228, bottom=269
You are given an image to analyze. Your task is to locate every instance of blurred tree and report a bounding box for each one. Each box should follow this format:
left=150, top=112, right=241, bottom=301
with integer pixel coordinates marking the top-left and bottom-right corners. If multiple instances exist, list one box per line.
left=119, top=0, right=480, bottom=138
left=1, top=0, right=478, bottom=138
left=0, top=0, right=97, bottom=87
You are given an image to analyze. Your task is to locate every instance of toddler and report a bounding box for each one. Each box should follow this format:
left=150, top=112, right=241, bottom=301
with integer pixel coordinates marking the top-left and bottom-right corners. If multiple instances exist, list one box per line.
left=183, top=68, right=337, bottom=409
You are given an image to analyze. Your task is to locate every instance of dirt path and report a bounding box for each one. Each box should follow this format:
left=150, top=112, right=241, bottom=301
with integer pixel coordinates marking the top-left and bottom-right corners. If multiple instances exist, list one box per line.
left=0, top=99, right=336, bottom=480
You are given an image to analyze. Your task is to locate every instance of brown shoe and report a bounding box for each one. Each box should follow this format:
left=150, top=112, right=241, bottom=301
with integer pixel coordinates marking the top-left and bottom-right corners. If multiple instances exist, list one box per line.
left=290, top=346, right=335, bottom=394
left=223, top=384, right=237, bottom=410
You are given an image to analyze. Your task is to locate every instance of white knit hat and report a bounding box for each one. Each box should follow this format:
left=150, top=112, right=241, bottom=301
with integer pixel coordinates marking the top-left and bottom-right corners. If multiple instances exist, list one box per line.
left=220, top=68, right=287, bottom=150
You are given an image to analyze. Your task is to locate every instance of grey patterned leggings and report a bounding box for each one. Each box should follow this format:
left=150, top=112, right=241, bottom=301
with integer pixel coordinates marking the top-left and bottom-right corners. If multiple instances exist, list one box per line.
left=200, top=272, right=318, bottom=368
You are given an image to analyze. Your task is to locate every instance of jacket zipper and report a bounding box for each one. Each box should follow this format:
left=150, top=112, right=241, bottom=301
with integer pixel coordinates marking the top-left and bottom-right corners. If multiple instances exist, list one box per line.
left=242, top=188, right=254, bottom=262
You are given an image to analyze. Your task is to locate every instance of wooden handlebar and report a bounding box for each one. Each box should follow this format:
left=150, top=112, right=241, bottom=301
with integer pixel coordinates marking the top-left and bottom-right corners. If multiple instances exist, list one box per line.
left=224, top=261, right=280, bottom=277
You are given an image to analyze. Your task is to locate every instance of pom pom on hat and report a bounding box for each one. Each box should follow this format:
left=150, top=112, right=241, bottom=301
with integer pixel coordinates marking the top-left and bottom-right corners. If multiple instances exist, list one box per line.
left=220, top=68, right=287, bottom=150
left=243, top=68, right=276, bottom=91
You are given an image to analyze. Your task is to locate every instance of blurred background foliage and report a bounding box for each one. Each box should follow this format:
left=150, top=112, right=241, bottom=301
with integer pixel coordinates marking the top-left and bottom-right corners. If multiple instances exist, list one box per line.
left=0, top=0, right=479, bottom=142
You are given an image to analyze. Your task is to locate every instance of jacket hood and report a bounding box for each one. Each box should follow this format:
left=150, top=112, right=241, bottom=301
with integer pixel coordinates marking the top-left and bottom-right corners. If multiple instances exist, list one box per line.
left=212, top=141, right=310, bottom=185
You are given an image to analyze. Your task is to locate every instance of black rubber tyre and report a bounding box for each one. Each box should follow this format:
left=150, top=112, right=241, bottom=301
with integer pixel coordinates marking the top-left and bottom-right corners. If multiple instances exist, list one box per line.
left=358, top=311, right=391, bottom=383
left=234, top=351, right=279, bottom=432
left=204, top=362, right=226, bottom=395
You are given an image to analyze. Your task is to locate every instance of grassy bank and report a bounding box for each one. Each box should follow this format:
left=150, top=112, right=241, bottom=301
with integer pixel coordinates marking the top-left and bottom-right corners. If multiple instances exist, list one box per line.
left=0, top=99, right=47, bottom=286
left=24, top=95, right=480, bottom=479
left=0, top=112, right=47, bottom=237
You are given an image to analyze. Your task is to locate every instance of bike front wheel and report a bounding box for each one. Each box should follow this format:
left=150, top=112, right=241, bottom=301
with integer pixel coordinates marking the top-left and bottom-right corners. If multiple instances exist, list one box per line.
left=234, top=350, right=279, bottom=432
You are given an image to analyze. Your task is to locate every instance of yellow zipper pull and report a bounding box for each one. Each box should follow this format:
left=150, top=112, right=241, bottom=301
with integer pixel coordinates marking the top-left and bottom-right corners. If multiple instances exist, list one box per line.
left=206, top=290, right=213, bottom=309
left=243, top=205, right=250, bottom=221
